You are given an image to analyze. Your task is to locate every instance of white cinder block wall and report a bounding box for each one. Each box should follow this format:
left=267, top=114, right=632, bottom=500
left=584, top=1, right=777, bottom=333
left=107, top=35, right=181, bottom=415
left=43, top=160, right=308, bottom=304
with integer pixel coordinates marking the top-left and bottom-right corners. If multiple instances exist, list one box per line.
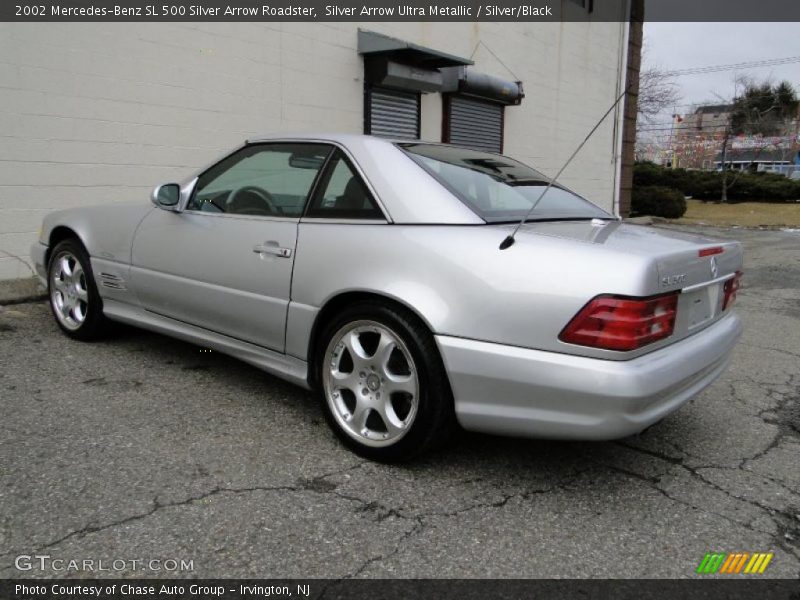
left=0, top=21, right=627, bottom=281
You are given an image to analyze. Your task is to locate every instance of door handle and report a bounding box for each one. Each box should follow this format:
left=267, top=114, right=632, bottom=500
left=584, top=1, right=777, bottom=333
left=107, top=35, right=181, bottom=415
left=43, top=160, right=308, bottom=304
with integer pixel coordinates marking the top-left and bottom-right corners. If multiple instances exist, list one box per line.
left=253, top=243, right=292, bottom=258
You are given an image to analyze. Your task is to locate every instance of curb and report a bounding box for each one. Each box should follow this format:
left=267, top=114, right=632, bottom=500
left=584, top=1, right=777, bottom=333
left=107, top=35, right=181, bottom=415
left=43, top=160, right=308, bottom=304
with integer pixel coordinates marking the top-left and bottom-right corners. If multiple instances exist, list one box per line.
left=0, top=277, right=47, bottom=305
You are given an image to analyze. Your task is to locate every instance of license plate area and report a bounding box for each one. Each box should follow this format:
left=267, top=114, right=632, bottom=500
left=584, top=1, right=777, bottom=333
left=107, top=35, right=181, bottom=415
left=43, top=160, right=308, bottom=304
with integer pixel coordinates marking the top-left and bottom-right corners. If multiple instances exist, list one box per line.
left=684, top=283, right=723, bottom=331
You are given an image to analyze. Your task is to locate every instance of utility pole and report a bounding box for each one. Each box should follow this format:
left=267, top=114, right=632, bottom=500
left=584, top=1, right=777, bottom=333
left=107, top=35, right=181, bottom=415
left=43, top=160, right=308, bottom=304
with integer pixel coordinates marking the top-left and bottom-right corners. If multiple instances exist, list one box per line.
left=718, top=77, right=739, bottom=203
left=718, top=77, right=740, bottom=203
left=668, top=106, right=677, bottom=168
left=720, top=124, right=730, bottom=203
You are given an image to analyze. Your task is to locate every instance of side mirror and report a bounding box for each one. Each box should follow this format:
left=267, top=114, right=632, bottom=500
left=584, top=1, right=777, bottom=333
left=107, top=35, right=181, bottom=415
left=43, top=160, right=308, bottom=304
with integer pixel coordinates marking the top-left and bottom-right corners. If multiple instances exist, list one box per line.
left=151, top=183, right=181, bottom=210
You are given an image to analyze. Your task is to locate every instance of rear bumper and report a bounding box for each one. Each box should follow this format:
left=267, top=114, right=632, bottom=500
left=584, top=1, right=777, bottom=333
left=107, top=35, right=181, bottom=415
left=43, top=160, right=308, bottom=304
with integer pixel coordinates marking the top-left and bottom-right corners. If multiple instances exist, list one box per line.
left=435, top=312, right=742, bottom=440
left=30, top=241, right=48, bottom=286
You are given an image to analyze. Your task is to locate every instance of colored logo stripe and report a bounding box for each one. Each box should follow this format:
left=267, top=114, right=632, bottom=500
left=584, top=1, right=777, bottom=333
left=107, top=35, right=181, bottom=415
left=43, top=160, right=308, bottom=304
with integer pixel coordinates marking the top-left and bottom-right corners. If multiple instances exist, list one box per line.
left=744, top=553, right=773, bottom=574
left=696, top=552, right=773, bottom=574
left=696, top=553, right=726, bottom=574
left=719, top=553, right=748, bottom=573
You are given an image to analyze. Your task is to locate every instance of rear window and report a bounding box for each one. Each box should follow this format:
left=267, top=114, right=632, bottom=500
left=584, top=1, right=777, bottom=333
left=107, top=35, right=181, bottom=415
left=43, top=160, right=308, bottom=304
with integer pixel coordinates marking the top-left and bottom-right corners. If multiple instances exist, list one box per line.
left=399, top=143, right=610, bottom=223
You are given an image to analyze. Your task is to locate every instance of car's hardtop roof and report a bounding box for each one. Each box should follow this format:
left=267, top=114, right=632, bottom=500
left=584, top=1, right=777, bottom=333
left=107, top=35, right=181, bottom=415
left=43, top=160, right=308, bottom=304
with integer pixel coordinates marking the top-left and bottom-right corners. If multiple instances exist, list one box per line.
left=246, top=132, right=403, bottom=145
left=244, top=133, right=501, bottom=154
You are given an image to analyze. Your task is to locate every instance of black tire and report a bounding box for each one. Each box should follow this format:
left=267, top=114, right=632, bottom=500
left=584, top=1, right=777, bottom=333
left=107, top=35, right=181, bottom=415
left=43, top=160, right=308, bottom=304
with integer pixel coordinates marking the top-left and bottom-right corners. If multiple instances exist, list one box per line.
left=315, top=300, right=456, bottom=462
left=47, top=238, right=109, bottom=341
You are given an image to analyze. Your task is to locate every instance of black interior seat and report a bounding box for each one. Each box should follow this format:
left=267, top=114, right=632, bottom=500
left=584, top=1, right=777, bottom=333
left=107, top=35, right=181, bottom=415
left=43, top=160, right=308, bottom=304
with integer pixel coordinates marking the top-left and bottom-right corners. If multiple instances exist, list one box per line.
left=334, top=177, right=368, bottom=211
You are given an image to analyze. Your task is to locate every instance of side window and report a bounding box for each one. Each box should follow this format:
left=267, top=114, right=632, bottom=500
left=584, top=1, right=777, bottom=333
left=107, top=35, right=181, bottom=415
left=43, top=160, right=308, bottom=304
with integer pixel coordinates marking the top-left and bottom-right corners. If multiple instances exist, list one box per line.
left=187, top=144, right=331, bottom=217
left=305, top=151, right=384, bottom=220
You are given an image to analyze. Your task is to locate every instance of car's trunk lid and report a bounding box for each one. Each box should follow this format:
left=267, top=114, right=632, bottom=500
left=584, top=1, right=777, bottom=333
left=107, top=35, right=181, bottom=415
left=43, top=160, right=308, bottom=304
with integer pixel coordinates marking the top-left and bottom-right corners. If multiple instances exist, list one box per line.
left=492, top=220, right=743, bottom=346
left=506, top=219, right=741, bottom=288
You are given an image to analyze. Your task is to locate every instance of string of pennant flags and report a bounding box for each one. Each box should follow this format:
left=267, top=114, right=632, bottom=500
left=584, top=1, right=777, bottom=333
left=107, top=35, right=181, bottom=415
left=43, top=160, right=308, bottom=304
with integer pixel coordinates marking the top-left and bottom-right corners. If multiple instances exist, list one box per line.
left=638, top=114, right=800, bottom=165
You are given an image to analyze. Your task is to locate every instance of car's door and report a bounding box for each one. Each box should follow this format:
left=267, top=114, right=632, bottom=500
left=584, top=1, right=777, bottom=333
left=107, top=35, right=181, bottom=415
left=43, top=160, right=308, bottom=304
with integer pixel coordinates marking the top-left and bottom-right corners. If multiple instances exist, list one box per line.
left=130, top=142, right=332, bottom=352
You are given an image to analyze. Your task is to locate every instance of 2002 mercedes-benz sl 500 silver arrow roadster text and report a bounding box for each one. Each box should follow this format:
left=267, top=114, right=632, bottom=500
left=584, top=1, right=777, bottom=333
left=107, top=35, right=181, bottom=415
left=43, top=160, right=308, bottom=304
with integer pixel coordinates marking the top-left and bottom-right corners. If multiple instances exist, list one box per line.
left=32, top=134, right=743, bottom=461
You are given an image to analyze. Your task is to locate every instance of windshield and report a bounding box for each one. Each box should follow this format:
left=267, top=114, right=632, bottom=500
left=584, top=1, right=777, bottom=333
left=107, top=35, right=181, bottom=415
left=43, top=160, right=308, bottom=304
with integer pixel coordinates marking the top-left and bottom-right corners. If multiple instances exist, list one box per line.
left=399, top=143, right=612, bottom=223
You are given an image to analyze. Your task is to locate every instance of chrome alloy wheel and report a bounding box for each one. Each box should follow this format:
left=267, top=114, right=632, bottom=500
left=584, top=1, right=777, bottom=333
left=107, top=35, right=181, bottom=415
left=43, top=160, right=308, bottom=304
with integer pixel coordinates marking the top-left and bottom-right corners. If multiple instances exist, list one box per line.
left=50, top=251, right=89, bottom=331
left=323, top=320, right=420, bottom=447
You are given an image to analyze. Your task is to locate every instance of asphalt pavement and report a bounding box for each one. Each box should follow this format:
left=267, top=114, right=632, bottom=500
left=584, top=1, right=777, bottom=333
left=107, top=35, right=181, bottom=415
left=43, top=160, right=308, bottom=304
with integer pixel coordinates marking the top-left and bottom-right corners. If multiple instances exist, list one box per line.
left=1, top=225, right=798, bottom=579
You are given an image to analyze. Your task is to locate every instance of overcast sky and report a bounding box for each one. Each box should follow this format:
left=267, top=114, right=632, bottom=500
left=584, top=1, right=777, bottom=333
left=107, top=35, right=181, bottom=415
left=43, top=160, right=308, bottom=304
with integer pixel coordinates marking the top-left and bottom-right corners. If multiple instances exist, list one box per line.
left=643, top=22, right=800, bottom=115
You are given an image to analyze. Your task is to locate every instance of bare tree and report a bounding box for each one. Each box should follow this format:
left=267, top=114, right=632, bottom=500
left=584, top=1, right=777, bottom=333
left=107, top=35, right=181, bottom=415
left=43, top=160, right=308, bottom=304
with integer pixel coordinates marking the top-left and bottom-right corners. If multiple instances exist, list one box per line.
left=637, top=66, right=682, bottom=123
left=636, top=44, right=682, bottom=125
left=635, top=45, right=682, bottom=164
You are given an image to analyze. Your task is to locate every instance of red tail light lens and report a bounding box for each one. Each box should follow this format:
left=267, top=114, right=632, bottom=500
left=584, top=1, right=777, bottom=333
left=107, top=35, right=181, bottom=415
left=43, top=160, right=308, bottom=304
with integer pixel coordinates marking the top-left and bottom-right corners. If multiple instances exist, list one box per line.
left=723, top=271, right=742, bottom=311
left=559, top=293, right=679, bottom=351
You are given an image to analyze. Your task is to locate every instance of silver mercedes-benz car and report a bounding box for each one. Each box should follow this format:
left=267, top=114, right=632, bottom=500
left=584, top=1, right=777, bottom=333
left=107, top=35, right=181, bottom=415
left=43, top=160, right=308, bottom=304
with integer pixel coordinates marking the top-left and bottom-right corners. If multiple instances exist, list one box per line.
left=31, top=133, right=743, bottom=461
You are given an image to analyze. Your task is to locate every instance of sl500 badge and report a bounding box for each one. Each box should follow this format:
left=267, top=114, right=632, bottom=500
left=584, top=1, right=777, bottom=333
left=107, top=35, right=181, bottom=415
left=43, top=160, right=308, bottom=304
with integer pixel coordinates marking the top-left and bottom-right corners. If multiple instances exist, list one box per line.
left=661, top=273, right=687, bottom=287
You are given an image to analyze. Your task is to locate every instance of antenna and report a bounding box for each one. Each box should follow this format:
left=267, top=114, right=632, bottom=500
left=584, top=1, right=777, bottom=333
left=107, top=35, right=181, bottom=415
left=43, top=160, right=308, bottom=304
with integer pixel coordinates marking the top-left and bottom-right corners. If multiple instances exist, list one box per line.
left=499, top=86, right=631, bottom=250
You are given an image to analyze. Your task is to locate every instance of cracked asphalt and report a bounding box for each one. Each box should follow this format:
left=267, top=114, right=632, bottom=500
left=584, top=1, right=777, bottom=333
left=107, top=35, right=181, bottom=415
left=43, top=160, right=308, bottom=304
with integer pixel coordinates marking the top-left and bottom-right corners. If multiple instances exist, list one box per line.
left=0, top=225, right=798, bottom=579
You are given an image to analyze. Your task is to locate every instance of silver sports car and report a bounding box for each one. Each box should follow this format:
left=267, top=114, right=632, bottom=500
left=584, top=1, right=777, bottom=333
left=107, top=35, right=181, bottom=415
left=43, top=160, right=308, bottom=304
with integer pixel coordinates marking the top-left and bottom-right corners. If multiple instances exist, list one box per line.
left=31, top=133, right=743, bottom=461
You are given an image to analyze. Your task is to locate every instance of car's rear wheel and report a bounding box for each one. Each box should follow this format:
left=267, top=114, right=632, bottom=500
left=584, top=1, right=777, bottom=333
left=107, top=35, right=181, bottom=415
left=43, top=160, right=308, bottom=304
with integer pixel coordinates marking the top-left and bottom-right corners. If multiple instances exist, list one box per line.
left=48, top=239, right=109, bottom=340
left=317, top=301, right=455, bottom=462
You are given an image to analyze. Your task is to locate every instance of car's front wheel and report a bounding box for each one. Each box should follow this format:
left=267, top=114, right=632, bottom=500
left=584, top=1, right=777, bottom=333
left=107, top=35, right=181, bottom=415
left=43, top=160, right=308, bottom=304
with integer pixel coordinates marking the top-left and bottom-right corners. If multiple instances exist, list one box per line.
left=47, top=239, right=109, bottom=340
left=317, top=301, right=454, bottom=462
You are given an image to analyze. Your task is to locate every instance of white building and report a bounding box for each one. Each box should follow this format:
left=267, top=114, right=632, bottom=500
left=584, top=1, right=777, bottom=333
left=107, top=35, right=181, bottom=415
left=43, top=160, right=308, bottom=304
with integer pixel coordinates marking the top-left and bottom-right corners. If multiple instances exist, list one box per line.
left=0, top=15, right=636, bottom=282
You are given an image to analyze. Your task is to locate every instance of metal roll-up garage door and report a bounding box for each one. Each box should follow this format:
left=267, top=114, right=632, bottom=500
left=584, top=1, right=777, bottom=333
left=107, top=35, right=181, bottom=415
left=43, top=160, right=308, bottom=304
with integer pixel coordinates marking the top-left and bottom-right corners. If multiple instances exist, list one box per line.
left=447, top=96, right=504, bottom=153
left=367, top=87, right=420, bottom=139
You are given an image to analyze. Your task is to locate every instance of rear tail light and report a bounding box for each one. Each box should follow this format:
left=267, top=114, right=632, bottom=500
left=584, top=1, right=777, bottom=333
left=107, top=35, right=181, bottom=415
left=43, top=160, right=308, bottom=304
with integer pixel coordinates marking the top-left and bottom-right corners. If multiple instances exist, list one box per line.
left=559, top=293, right=678, bottom=351
left=723, top=271, right=742, bottom=311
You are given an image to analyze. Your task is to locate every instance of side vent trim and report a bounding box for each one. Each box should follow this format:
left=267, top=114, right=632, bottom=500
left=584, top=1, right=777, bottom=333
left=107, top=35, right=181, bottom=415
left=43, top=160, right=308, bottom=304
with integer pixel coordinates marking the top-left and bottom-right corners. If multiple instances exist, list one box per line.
left=99, top=272, right=126, bottom=290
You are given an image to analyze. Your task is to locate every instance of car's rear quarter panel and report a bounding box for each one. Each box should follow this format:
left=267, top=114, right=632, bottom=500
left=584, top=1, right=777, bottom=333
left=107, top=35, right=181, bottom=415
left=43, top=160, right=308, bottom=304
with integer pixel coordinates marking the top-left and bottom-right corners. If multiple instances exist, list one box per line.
left=287, top=222, right=659, bottom=361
